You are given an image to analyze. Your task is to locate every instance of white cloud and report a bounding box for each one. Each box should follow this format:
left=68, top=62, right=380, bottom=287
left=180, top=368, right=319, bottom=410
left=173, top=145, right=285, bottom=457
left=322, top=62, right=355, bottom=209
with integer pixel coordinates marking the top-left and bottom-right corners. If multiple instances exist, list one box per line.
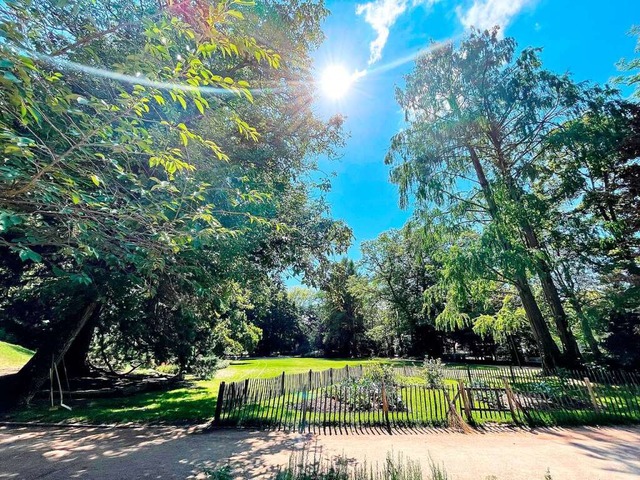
left=356, top=0, right=436, bottom=65
left=457, top=0, right=535, bottom=32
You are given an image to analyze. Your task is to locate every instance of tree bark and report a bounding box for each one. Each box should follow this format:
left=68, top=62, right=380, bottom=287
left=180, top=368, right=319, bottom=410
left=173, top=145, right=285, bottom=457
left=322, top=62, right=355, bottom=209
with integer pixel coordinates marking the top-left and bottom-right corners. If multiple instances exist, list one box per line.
left=0, top=301, right=99, bottom=411
left=513, top=277, right=562, bottom=370
left=488, top=128, right=583, bottom=366
left=467, top=146, right=563, bottom=369
left=63, top=304, right=102, bottom=377
left=519, top=222, right=584, bottom=366
left=568, top=295, right=603, bottom=361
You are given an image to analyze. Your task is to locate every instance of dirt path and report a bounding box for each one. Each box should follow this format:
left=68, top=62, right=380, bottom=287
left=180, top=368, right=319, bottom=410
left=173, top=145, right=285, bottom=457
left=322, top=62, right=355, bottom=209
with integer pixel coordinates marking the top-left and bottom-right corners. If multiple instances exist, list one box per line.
left=0, top=425, right=638, bottom=479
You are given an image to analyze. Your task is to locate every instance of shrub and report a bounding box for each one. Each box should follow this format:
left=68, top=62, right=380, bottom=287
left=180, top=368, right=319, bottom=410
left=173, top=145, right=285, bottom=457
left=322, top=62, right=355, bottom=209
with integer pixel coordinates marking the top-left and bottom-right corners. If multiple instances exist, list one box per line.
left=191, top=355, right=222, bottom=379
left=156, top=363, right=180, bottom=375
left=421, top=358, right=445, bottom=388
left=336, top=365, right=405, bottom=412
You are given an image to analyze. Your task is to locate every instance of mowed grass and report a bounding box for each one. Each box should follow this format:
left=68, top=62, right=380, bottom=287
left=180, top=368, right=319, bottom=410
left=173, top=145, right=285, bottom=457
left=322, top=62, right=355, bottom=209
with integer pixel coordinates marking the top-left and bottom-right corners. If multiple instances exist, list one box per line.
left=0, top=341, right=33, bottom=372
left=5, top=357, right=394, bottom=425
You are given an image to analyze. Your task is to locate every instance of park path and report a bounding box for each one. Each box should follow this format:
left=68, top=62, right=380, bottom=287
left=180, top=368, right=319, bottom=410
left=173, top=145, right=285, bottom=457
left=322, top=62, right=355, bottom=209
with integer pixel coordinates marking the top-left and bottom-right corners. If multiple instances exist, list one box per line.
left=0, top=424, right=639, bottom=479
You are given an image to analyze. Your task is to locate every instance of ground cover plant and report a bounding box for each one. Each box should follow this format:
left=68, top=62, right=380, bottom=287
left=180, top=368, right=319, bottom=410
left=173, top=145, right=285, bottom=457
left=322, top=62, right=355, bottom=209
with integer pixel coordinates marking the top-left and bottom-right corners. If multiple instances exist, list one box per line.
left=203, top=452, right=556, bottom=480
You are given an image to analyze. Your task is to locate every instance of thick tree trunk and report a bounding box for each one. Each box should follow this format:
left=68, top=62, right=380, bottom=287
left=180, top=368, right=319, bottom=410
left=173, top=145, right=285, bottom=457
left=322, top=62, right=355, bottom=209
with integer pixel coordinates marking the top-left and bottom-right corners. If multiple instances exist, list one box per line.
left=513, top=276, right=563, bottom=370
left=0, top=301, right=99, bottom=411
left=467, top=146, right=563, bottom=369
left=519, top=223, right=584, bottom=366
left=63, top=304, right=102, bottom=377
left=568, top=296, right=603, bottom=361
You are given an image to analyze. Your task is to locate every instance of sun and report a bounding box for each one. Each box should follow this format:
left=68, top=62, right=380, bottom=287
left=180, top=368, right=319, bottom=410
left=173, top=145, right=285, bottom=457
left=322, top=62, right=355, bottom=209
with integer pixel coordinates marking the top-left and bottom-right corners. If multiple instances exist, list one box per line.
left=321, top=65, right=355, bottom=100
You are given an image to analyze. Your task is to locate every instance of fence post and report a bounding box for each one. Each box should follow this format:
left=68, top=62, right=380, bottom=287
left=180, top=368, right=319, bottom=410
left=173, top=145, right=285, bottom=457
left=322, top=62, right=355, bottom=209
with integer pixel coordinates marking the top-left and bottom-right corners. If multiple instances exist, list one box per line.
left=214, top=381, right=226, bottom=426
left=330, top=368, right=334, bottom=384
left=382, top=381, right=391, bottom=434
left=281, top=372, right=286, bottom=395
left=503, top=380, right=518, bottom=425
left=466, top=365, right=472, bottom=384
left=308, top=369, right=313, bottom=389
left=584, top=377, right=600, bottom=413
left=243, top=379, right=249, bottom=402
left=300, top=385, right=308, bottom=433
left=509, top=364, right=515, bottom=383
left=346, top=365, right=350, bottom=379
left=458, top=380, right=473, bottom=423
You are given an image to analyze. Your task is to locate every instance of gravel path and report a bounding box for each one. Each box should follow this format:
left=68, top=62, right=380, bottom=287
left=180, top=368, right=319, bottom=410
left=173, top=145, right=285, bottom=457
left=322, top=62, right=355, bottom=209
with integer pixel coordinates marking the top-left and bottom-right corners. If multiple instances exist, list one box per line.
left=0, top=424, right=638, bottom=479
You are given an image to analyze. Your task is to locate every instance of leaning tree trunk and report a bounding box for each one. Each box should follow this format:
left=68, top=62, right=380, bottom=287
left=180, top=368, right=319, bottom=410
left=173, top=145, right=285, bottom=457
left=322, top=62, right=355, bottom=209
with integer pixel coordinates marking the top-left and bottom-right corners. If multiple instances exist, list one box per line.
left=568, top=296, right=603, bottom=361
left=63, top=304, right=102, bottom=378
left=513, top=275, right=563, bottom=370
left=0, top=301, right=99, bottom=411
left=467, top=146, right=563, bottom=370
left=490, top=135, right=583, bottom=366
left=519, top=222, right=584, bottom=366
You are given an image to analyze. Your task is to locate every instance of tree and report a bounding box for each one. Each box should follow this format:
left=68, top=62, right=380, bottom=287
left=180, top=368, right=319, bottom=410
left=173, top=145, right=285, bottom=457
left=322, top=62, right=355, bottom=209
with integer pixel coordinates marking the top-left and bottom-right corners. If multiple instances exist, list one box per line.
left=319, top=259, right=367, bottom=357
left=359, top=224, right=441, bottom=357
left=386, top=29, right=594, bottom=368
left=539, top=98, right=640, bottom=364
left=0, top=0, right=349, bottom=408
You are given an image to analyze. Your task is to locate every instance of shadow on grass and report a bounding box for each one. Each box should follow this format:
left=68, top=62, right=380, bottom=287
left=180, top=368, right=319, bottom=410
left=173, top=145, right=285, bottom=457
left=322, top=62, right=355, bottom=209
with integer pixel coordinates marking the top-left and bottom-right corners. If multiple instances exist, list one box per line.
left=6, top=385, right=218, bottom=425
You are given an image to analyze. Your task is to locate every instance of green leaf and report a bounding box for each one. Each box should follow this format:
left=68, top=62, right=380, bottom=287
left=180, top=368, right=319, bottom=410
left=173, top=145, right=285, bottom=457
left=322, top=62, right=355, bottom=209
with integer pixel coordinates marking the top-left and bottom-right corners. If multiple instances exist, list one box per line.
left=194, top=98, right=205, bottom=115
left=18, top=248, right=42, bottom=263
left=90, top=175, right=101, bottom=186
left=0, top=212, right=22, bottom=232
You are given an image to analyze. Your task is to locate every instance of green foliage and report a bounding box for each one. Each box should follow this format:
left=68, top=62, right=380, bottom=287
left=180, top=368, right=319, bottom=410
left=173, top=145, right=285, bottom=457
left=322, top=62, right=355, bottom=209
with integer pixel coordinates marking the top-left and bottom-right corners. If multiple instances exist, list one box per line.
left=472, top=295, right=528, bottom=342
left=421, top=357, right=444, bottom=389
left=384, top=28, right=635, bottom=367
left=0, top=0, right=351, bottom=387
left=617, top=26, right=640, bottom=98
left=276, top=452, right=423, bottom=480
left=191, top=355, right=222, bottom=380
left=358, top=224, right=441, bottom=357
left=203, top=465, right=234, bottom=480
left=155, top=363, right=180, bottom=375
left=320, top=259, right=368, bottom=357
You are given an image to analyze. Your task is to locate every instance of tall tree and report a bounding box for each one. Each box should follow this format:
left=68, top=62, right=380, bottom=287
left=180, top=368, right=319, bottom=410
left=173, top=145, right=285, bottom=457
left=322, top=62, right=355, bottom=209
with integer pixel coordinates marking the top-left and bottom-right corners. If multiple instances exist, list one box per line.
left=359, top=224, right=440, bottom=356
left=320, top=259, right=367, bottom=357
left=0, top=0, right=349, bottom=408
left=386, top=29, right=595, bottom=367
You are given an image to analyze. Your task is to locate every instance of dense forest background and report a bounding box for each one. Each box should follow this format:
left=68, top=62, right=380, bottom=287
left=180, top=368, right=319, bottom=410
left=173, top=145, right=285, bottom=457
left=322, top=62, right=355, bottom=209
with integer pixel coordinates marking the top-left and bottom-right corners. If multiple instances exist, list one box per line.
left=0, top=0, right=638, bottom=409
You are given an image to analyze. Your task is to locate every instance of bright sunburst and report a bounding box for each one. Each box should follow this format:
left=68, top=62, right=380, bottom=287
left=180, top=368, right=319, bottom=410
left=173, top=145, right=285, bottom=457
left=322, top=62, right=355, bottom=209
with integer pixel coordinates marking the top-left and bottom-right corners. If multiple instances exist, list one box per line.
left=321, top=65, right=356, bottom=100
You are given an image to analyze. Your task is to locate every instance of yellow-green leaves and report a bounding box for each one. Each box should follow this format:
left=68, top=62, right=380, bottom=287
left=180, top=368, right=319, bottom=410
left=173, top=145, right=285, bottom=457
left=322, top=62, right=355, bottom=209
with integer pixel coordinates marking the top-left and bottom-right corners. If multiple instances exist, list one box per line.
left=233, top=115, right=260, bottom=141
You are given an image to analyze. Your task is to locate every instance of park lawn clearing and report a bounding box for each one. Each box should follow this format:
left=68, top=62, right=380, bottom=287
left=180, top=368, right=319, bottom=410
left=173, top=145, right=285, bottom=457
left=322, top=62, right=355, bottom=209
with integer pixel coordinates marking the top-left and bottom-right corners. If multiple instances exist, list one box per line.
left=4, top=357, right=396, bottom=425
left=0, top=341, right=33, bottom=374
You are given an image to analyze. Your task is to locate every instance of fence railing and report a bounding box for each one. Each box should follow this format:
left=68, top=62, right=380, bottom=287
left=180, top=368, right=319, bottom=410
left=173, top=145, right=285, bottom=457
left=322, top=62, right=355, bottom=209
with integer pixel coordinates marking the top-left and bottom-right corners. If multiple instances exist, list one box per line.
left=212, top=364, right=640, bottom=432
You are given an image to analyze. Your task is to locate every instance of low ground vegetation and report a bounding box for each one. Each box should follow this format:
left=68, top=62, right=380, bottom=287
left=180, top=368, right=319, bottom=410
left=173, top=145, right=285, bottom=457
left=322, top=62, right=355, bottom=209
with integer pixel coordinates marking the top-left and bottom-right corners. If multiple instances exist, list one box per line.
left=205, top=452, right=555, bottom=480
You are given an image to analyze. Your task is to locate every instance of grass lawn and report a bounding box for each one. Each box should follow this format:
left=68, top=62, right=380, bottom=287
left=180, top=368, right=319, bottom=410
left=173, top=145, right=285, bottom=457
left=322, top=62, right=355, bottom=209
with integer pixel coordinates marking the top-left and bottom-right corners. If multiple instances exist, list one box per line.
left=0, top=341, right=33, bottom=372
left=4, top=357, right=394, bottom=425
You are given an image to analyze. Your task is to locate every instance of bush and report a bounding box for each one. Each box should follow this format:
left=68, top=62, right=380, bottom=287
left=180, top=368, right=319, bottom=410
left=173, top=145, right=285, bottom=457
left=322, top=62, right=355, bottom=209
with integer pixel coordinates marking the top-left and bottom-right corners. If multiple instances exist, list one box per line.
left=191, top=355, right=223, bottom=380
left=336, top=365, right=405, bottom=412
left=421, top=358, right=445, bottom=388
left=363, top=364, right=397, bottom=386
left=156, top=363, right=180, bottom=375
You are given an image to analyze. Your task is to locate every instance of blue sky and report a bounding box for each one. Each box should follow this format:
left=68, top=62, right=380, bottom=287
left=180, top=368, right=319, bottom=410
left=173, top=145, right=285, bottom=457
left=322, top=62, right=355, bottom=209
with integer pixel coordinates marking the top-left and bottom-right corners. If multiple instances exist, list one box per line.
left=291, top=0, right=638, bottom=285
